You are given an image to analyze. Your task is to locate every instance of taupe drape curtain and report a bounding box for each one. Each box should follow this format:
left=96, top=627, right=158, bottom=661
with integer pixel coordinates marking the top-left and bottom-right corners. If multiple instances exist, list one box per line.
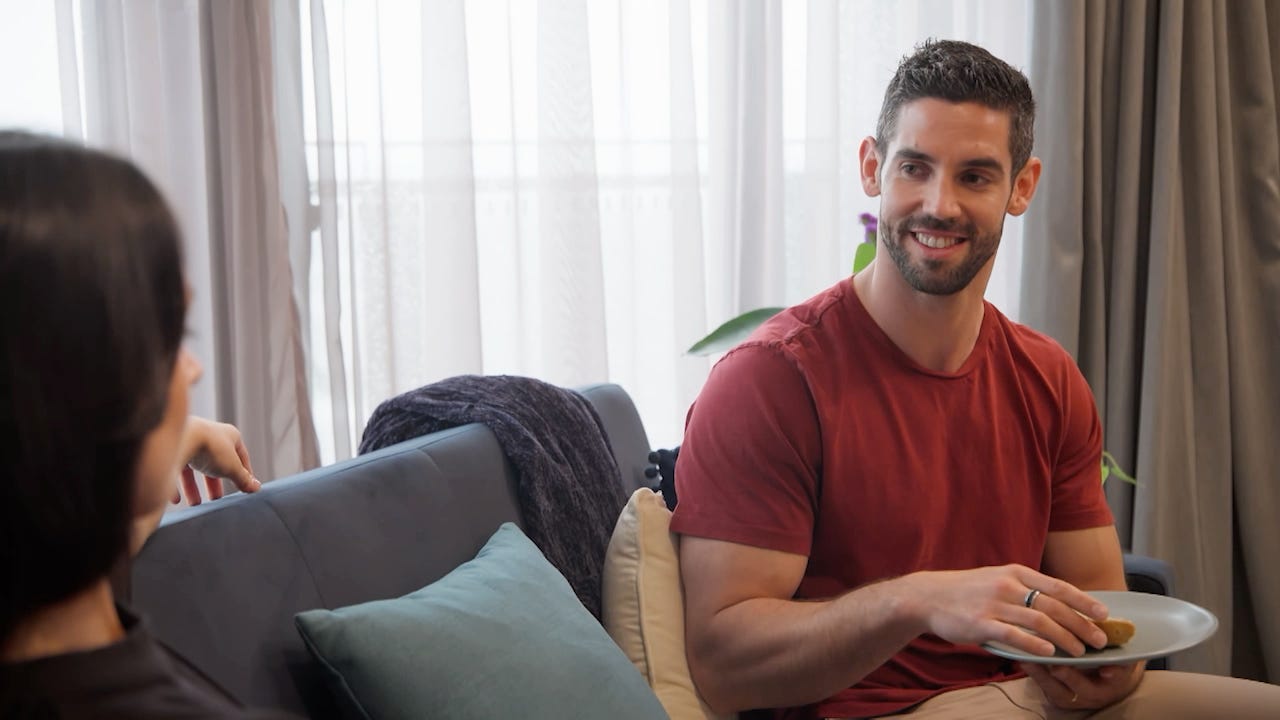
left=1023, top=0, right=1279, bottom=679
left=201, top=0, right=319, bottom=480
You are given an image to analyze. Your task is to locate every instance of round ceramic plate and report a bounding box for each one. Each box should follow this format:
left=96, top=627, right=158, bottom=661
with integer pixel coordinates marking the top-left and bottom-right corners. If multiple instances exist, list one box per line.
left=982, top=590, right=1218, bottom=667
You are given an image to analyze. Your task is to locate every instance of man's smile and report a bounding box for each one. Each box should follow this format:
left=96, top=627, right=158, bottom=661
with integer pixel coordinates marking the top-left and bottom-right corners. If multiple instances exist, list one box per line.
left=912, top=231, right=967, bottom=251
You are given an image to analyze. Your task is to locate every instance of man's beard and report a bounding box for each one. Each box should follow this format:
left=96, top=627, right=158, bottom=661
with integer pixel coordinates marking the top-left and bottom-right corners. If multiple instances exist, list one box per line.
left=880, top=212, right=1002, bottom=296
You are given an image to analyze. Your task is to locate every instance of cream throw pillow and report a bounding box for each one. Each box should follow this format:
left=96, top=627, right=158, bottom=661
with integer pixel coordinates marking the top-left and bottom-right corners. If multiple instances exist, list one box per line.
left=602, top=488, right=735, bottom=720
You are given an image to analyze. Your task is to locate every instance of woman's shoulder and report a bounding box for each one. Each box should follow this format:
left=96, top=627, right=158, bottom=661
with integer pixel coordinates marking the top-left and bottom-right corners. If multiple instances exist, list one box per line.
left=0, top=607, right=299, bottom=720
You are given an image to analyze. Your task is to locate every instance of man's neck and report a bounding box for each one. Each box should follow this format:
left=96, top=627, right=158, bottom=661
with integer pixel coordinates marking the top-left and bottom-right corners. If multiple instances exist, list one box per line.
left=853, top=257, right=991, bottom=373
left=1, top=578, right=124, bottom=662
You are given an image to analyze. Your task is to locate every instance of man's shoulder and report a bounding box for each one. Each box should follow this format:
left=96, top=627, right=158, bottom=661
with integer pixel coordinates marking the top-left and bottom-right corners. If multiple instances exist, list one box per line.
left=985, top=307, right=1095, bottom=414
left=695, top=281, right=857, bottom=416
left=738, top=279, right=855, bottom=357
left=988, top=305, right=1078, bottom=370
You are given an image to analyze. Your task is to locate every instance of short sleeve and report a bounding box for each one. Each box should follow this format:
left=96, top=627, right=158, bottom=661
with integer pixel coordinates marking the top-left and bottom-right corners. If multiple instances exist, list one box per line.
left=1048, top=361, right=1113, bottom=532
left=668, top=343, right=822, bottom=557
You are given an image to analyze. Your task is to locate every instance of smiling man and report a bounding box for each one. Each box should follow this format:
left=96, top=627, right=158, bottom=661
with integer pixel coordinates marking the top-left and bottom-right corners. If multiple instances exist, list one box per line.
left=669, top=40, right=1280, bottom=719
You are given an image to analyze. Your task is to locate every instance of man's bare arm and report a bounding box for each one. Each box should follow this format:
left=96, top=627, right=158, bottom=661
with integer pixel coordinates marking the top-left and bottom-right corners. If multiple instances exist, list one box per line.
left=1042, top=525, right=1127, bottom=592
left=681, top=536, right=1112, bottom=714
left=680, top=537, right=917, bottom=712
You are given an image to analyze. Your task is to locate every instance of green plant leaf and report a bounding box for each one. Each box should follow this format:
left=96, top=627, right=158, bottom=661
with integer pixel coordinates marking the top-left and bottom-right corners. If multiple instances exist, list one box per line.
left=1100, top=451, right=1137, bottom=485
left=852, top=242, right=877, bottom=274
left=687, top=307, right=785, bottom=356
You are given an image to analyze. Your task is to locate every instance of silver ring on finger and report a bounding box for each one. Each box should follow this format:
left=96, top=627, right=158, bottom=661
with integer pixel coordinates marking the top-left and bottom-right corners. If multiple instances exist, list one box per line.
left=1023, top=588, right=1042, bottom=608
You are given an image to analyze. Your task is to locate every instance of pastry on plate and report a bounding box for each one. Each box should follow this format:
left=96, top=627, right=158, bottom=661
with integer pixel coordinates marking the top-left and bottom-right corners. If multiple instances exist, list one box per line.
left=1093, top=616, right=1136, bottom=647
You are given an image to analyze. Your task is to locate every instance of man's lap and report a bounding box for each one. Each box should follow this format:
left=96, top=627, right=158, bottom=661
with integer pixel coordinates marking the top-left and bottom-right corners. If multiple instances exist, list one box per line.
left=841, top=671, right=1280, bottom=719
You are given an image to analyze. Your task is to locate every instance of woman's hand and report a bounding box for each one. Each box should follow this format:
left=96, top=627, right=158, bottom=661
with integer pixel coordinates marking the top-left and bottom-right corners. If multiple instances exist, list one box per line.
left=174, top=416, right=261, bottom=506
left=132, top=417, right=261, bottom=554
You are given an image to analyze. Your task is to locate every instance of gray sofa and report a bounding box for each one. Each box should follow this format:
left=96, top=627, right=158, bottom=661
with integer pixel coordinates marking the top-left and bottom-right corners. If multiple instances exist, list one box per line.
left=128, top=383, right=655, bottom=719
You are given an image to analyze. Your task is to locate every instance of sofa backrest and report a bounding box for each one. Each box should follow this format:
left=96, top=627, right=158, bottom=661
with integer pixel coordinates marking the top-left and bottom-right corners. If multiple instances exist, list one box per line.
left=129, top=382, right=654, bottom=718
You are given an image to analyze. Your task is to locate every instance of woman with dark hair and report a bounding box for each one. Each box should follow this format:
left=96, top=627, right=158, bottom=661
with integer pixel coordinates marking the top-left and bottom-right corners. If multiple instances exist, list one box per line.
left=0, top=132, right=289, bottom=718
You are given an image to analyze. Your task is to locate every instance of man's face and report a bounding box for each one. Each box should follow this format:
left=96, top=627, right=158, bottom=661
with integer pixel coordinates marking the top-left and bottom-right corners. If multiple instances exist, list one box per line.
left=862, top=98, right=1037, bottom=296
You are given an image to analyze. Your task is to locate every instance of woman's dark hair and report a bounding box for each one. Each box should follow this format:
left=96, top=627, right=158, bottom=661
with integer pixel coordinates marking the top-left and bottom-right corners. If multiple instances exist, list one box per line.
left=876, top=39, right=1036, bottom=174
left=0, top=132, right=186, bottom=642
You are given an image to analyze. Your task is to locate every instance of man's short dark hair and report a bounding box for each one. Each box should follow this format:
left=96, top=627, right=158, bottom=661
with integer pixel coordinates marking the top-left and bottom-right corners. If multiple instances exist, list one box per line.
left=875, top=39, right=1036, bottom=174
left=0, top=132, right=186, bottom=642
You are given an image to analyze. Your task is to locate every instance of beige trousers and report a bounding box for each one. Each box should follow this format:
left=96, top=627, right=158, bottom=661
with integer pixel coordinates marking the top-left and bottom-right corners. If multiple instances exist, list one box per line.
left=855, top=671, right=1280, bottom=719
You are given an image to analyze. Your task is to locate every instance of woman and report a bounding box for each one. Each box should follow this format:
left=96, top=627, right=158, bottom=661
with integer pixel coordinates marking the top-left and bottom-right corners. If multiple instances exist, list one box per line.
left=0, top=132, right=288, bottom=718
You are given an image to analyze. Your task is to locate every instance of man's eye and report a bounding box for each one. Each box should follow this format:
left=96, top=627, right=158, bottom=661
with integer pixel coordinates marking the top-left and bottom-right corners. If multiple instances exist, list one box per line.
left=901, top=163, right=921, bottom=176
left=962, top=172, right=990, bottom=186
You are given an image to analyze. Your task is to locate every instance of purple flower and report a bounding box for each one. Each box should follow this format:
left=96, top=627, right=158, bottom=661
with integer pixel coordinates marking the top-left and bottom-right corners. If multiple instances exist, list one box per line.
left=858, top=212, right=878, bottom=243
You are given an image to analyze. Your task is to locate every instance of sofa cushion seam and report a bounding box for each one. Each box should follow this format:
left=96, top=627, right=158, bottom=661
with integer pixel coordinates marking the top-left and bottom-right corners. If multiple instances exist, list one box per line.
left=261, top=493, right=330, bottom=609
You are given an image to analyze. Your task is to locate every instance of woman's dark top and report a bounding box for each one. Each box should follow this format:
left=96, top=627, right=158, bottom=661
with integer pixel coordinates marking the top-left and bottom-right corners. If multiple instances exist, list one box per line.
left=0, top=606, right=297, bottom=719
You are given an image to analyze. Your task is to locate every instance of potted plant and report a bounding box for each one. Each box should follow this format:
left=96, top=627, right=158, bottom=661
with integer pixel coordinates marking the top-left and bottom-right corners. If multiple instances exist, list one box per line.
left=687, top=213, right=880, bottom=356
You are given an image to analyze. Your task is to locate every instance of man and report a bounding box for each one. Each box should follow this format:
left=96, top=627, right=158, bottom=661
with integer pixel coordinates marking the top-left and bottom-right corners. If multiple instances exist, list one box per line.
left=669, top=40, right=1279, bottom=719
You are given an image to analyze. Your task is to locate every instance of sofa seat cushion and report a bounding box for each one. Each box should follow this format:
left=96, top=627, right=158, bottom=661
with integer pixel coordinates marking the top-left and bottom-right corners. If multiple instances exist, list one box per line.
left=603, top=488, right=734, bottom=720
left=295, top=523, right=669, bottom=720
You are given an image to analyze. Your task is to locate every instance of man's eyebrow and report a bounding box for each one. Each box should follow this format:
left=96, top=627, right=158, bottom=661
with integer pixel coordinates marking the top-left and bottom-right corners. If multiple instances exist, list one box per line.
left=893, top=148, right=935, bottom=164
left=891, top=148, right=1007, bottom=175
left=961, top=156, right=1006, bottom=174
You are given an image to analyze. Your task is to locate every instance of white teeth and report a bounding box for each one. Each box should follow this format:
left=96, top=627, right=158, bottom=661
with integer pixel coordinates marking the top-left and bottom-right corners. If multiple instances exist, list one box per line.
left=915, top=233, right=960, bottom=249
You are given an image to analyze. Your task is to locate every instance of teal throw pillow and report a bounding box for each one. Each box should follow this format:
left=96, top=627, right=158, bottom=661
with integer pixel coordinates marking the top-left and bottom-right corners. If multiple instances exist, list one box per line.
left=295, top=522, right=669, bottom=720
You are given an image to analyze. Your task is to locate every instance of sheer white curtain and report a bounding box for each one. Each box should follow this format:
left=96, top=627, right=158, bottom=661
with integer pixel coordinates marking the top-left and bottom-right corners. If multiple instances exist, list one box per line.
left=0, top=0, right=319, bottom=483
left=1, top=0, right=1032, bottom=467
left=0, top=0, right=224, bottom=424
left=289, top=0, right=1032, bottom=462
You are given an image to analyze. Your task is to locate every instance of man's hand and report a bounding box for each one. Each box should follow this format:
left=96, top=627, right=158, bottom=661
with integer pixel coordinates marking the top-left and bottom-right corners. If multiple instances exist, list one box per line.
left=174, top=416, right=261, bottom=506
left=903, top=564, right=1110, bottom=657
left=1021, top=662, right=1144, bottom=709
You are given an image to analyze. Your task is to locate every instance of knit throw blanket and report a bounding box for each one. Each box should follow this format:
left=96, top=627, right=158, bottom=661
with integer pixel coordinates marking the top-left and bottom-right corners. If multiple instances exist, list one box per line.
left=358, top=375, right=626, bottom=620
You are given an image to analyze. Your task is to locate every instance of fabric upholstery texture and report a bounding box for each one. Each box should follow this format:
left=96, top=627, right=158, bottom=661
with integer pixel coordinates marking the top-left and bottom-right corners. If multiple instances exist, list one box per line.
left=296, top=523, right=668, bottom=720
left=603, top=488, right=733, bottom=720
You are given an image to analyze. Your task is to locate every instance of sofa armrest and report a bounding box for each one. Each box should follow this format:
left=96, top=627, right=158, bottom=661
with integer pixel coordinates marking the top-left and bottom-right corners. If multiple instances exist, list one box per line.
left=1123, top=553, right=1174, bottom=597
left=1122, top=552, right=1174, bottom=671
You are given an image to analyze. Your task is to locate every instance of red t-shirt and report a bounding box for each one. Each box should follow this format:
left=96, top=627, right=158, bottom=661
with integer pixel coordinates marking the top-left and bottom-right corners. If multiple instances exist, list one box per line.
left=670, top=279, right=1114, bottom=720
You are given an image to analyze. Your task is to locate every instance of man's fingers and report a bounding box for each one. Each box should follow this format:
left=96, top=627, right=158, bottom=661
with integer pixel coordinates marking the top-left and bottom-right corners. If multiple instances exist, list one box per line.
left=1005, top=605, right=1087, bottom=656
left=1008, top=593, right=1107, bottom=653
left=1008, top=591, right=1111, bottom=648
left=1095, top=662, right=1140, bottom=681
left=1049, top=664, right=1096, bottom=699
left=1018, top=569, right=1108, bottom=620
left=1021, top=662, right=1066, bottom=691
left=1037, top=593, right=1109, bottom=649
left=986, top=619, right=1056, bottom=657
left=1020, top=663, right=1076, bottom=706
left=1009, top=567, right=1109, bottom=652
left=1046, top=664, right=1123, bottom=708
left=180, top=466, right=202, bottom=506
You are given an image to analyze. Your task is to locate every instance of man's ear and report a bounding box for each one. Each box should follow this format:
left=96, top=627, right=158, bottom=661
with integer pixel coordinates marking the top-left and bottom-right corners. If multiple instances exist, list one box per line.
left=1006, top=156, right=1042, bottom=216
left=859, top=136, right=882, bottom=197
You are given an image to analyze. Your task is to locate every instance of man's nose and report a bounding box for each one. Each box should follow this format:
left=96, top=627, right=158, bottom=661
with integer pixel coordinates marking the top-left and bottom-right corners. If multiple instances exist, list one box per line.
left=922, top=178, right=961, bottom=219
